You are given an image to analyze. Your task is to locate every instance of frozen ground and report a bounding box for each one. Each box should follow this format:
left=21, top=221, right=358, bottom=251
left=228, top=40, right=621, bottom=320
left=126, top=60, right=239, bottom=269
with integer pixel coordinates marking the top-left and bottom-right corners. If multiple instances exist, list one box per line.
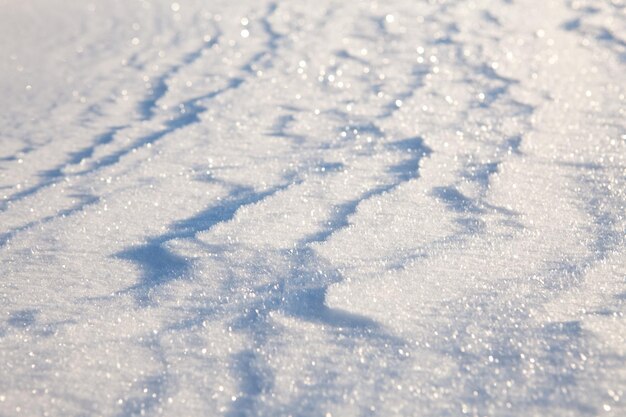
left=0, top=0, right=625, bottom=416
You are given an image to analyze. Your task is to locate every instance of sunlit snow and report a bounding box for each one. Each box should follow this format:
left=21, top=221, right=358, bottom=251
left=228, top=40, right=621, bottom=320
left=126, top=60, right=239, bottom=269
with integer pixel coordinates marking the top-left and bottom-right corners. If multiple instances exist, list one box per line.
left=1, top=0, right=625, bottom=416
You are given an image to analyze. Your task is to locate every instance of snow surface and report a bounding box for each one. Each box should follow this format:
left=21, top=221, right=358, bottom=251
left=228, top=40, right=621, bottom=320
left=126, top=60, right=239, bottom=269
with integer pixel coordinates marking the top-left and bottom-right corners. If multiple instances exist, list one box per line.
left=1, top=0, right=625, bottom=416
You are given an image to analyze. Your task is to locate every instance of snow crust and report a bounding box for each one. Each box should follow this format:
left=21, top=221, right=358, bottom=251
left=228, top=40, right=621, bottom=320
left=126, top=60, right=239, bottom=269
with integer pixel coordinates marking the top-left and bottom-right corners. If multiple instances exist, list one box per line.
left=1, top=0, right=625, bottom=416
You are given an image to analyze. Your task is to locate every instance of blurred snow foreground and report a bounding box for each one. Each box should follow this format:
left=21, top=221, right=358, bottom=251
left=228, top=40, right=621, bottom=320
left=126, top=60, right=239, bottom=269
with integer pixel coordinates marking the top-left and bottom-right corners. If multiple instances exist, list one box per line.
left=0, top=0, right=625, bottom=415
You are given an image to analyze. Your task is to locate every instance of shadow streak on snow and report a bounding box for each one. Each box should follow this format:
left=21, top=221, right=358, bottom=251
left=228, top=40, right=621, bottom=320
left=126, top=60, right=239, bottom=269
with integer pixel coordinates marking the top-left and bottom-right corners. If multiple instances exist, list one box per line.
left=266, top=113, right=306, bottom=144
left=224, top=249, right=408, bottom=417
left=115, top=334, right=172, bottom=417
left=0, top=29, right=221, bottom=213
left=102, top=9, right=290, bottom=413
left=7, top=309, right=39, bottom=328
left=379, top=66, right=431, bottom=119
left=309, top=137, right=431, bottom=244
left=78, top=6, right=284, bottom=178
left=109, top=179, right=299, bottom=416
left=425, top=161, right=625, bottom=416
left=117, top=375, right=169, bottom=417
left=428, top=293, right=603, bottom=416
left=0, top=308, right=76, bottom=340
left=78, top=77, right=245, bottom=176
left=0, top=31, right=225, bottom=215
left=539, top=163, right=625, bottom=296
left=0, top=194, right=100, bottom=248
left=116, top=181, right=294, bottom=307
left=223, top=136, right=431, bottom=416
left=0, top=126, right=124, bottom=213
left=241, top=2, right=281, bottom=74
left=137, top=33, right=221, bottom=120
left=433, top=186, right=484, bottom=214
left=104, top=175, right=300, bottom=417
left=562, top=1, right=626, bottom=62
left=0, top=309, right=39, bottom=338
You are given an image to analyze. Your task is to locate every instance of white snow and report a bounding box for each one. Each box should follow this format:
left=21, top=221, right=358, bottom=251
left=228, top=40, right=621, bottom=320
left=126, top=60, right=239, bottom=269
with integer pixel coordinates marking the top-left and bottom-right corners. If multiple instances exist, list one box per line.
left=1, top=0, right=625, bottom=416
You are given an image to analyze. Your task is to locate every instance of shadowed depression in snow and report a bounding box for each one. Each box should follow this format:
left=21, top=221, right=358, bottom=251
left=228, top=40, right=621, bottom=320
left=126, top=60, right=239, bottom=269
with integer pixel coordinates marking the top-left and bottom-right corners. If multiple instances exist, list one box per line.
left=0, top=0, right=625, bottom=416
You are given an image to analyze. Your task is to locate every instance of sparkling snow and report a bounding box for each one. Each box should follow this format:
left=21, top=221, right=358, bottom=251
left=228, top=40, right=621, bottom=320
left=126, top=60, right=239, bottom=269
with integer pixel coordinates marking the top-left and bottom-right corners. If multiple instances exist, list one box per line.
left=0, top=0, right=625, bottom=416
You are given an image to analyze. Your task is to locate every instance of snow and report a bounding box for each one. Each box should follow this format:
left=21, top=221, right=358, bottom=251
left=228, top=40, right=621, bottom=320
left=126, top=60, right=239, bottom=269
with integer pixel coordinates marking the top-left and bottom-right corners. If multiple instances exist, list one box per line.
left=1, top=0, right=625, bottom=416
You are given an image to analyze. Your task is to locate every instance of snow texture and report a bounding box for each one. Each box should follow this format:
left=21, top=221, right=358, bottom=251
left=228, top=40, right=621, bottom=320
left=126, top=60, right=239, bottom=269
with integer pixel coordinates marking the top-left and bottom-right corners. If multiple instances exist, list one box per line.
left=0, top=0, right=625, bottom=416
